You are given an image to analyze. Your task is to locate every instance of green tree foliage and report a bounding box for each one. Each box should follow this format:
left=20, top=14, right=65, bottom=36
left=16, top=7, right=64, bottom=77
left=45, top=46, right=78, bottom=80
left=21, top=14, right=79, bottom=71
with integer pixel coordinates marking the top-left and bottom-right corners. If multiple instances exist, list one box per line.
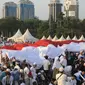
left=37, top=20, right=49, bottom=38
left=0, top=16, right=85, bottom=39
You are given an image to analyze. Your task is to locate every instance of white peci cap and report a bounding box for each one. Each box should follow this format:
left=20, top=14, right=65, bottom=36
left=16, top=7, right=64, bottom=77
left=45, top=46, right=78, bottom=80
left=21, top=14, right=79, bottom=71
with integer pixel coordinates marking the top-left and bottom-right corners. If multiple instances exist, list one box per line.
left=6, top=69, right=10, bottom=72
left=20, top=69, right=23, bottom=73
left=59, top=67, right=64, bottom=72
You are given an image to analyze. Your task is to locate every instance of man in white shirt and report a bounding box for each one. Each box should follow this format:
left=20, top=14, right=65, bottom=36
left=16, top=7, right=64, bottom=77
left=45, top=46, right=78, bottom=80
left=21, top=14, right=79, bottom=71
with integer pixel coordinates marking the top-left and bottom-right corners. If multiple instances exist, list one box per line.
left=60, top=56, right=67, bottom=67
left=14, top=62, right=20, bottom=71
left=52, top=57, right=62, bottom=70
left=24, top=64, right=30, bottom=85
left=2, top=72, right=13, bottom=85
left=52, top=57, right=62, bottom=79
left=43, top=55, right=50, bottom=80
left=20, top=82, right=25, bottom=85
left=78, top=51, right=84, bottom=59
left=30, top=62, right=37, bottom=80
left=74, top=70, right=85, bottom=85
left=43, top=56, right=50, bottom=71
left=56, top=67, right=67, bottom=85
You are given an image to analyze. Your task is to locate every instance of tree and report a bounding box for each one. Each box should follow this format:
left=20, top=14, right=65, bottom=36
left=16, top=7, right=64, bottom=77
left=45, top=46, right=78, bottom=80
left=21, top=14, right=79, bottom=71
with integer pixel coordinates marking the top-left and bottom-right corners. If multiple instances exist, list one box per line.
left=0, top=16, right=85, bottom=39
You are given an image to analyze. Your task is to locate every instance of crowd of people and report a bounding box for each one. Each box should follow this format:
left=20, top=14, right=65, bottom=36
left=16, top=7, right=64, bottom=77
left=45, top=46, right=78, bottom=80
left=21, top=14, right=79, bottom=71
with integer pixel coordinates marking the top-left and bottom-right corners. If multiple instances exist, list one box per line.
left=0, top=50, right=85, bottom=85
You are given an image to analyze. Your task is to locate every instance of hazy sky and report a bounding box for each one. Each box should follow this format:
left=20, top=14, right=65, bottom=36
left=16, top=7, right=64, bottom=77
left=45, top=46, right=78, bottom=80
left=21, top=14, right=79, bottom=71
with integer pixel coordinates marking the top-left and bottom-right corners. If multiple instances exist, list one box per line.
left=0, top=0, right=85, bottom=20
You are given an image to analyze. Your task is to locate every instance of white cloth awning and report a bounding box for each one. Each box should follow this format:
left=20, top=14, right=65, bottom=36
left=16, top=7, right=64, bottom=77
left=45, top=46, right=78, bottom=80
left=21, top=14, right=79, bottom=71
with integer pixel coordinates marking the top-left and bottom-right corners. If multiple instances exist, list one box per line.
left=47, top=35, right=52, bottom=40
left=79, top=35, right=85, bottom=41
left=41, top=36, right=46, bottom=40
left=66, top=35, right=71, bottom=40
left=58, top=35, right=65, bottom=41
left=52, top=35, right=58, bottom=41
left=15, top=29, right=38, bottom=42
left=8, top=29, right=22, bottom=41
left=72, top=35, right=78, bottom=40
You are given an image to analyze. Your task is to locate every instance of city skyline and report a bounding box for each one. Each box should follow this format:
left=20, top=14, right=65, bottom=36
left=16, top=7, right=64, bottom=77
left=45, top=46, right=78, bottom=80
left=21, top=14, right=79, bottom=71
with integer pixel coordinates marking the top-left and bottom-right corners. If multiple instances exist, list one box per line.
left=64, top=0, right=79, bottom=19
left=17, top=0, right=35, bottom=20
left=3, top=2, right=17, bottom=18
left=49, top=0, right=62, bottom=22
left=0, top=0, right=85, bottom=20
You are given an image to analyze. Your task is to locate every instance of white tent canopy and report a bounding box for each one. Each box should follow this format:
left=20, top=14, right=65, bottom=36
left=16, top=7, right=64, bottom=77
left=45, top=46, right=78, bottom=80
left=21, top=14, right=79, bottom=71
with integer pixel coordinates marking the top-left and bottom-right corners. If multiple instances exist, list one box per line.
left=79, top=35, right=85, bottom=41
left=47, top=35, right=52, bottom=40
left=52, top=35, right=58, bottom=41
left=15, top=29, right=38, bottom=43
left=72, top=35, right=78, bottom=40
left=41, top=36, right=46, bottom=40
left=58, top=35, right=65, bottom=41
left=66, top=35, right=71, bottom=40
left=8, top=29, right=22, bottom=41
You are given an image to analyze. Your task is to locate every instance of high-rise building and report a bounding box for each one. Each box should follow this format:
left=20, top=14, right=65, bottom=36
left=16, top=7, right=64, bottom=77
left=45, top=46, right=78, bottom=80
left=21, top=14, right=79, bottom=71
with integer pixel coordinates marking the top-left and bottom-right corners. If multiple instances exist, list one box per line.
left=64, top=0, right=79, bottom=19
left=3, top=2, right=17, bottom=18
left=48, top=0, right=62, bottom=22
left=17, top=0, right=34, bottom=20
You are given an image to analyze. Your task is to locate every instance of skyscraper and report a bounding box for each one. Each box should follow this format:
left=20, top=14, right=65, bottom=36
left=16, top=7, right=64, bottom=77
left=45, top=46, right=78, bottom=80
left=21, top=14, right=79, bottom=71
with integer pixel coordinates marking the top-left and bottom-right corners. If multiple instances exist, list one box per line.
left=3, top=2, right=17, bottom=18
left=48, top=0, right=62, bottom=22
left=17, top=0, right=34, bottom=20
left=64, top=0, right=79, bottom=19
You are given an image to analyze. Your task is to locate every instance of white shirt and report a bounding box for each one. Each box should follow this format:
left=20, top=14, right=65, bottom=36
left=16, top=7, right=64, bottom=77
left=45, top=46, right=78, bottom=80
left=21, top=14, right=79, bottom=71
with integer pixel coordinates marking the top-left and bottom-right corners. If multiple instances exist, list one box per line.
left=52, top=58, right=62, bottom=70
left=24, top=67, right=29, bottom=79
left=56, top=73, right=67, bottom=85
left=66, top=77, right=77, bottom=85
left=74, top=71, right=81, bottom=77
left=78, top=54, right=84, bottom=59
left=49, top=83, right=53, bottom=85
left=60, top=58, right=67, bottom=67
left=43, top=59, right=50, bottom=70
left=2, top=76, right=13, bottom=85
left=71, top=79, right=77, bottom=85
left=74, top=71, right=85, bottom=81
left=14, top=65, right=20, bottom=71
left=30, top=66, right=37, bottom=79
left=20, top=83, right=26, bottom=85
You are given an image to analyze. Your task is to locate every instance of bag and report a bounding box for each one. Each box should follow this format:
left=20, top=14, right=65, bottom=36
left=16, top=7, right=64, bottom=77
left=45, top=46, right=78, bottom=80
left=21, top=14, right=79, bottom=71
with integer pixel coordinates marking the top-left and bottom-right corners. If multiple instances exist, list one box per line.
left=28, top=71, right=33, bottom=78
left=54, top=73, right=63, bottom=85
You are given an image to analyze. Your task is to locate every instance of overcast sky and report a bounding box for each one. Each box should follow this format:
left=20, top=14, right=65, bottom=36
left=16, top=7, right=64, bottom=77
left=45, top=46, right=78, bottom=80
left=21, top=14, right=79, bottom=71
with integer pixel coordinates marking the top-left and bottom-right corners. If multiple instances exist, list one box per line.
left=0, top=0, right=85, bottom=20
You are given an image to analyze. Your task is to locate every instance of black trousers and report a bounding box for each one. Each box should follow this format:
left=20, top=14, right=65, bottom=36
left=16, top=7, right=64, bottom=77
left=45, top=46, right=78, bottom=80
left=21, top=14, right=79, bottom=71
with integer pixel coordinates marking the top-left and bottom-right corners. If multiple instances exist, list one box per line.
left=44, top=70, right=49, bottom=77
left=0, top=82, right=2, bottom=85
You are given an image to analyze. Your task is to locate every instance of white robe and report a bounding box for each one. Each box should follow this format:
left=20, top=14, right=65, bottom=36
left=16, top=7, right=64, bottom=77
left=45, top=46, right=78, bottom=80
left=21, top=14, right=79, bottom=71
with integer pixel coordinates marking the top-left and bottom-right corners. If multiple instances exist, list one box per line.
left=66, top=77, right=77, bottom=85
left=52, top=57, right=62, bottom=70
left=20, top=83, right=26, bottom=85
left=60, top=58, right=67, bottom=67
left=2, top=76, right=13, bottom=85
left=56, top=73, right=67, bottom=85
left=64, top=66, right=72, bottom=76
left=30, top=67, right=37, bottom=79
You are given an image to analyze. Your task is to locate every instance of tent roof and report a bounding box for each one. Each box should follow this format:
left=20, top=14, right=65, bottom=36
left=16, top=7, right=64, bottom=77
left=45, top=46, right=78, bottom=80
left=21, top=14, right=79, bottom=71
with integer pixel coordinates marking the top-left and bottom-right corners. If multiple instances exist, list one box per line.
left=41, top=36, right=46, bottom=40
left=58, top=35, right=65, bottom=41
left=66, top=35, right=71, bottom=40
left=47, top=35, right=52, bottom=40
left=16, top=29, right=38, bottom=42
left=52, top=35, right=58, bottom=41
left=72, top=35, right=78, bottom=40
left=79, top=35, right=85, bottom=41
left=8, top=29, right=22, bottom=41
